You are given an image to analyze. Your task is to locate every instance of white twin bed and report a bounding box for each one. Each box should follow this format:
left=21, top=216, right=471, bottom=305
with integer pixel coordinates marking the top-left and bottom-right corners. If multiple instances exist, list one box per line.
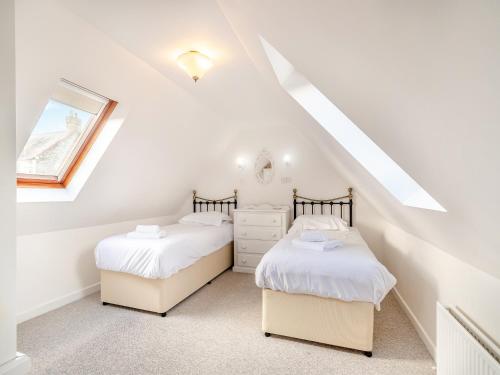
left=255, top=189, right=396, bottom=356
left=94, top=188, right=395, bottom=357
left=95, top=190, right=237, bottom=317
left=256, top=227, right=395, bottom=309
left=96, top=222, right=233, bottom=279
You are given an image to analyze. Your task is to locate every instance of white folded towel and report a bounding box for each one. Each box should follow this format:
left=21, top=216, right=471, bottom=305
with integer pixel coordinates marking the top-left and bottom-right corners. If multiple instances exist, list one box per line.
left=127, top=230, right=166, bottom=239
left=135, top=225, right=160, bottom=234
left=292, top=238, right=344, bottom=251
left=299, top=230, right=329, bottom=242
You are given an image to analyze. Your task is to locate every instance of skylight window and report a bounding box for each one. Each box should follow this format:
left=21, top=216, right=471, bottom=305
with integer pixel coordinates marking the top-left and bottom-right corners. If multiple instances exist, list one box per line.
left=17, top=79, right=117, bottom=188
left=260, top=37, right=445, bottom=212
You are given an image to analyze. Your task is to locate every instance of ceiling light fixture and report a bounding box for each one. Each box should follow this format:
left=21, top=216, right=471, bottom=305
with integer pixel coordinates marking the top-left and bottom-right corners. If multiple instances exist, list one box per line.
left=283, top=154, right=292, bottom=166
left=176, top=50, right=213, bottom=82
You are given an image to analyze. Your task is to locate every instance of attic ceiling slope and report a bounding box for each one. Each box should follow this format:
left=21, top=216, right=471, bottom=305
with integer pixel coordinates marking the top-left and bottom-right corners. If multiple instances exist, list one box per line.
left=16, top=0, right=232, bottom=235
left=218, top=0, right=500, bottom=279
left=58, top=0, right=295, bottom=128
left=259, top=35, right=445, bottom=212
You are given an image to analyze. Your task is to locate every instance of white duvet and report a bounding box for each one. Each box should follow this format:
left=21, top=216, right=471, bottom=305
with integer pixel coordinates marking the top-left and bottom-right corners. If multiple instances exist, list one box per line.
left=95, top=223, right=233, bottom=279
left=255, top=228, right=396, bottom=309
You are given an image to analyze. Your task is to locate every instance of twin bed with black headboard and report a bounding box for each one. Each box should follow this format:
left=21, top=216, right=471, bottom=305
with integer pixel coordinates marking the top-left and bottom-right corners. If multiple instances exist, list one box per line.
left=96, top=189, right=237, bottom=317
left=255, top=187, right=396, bottom=357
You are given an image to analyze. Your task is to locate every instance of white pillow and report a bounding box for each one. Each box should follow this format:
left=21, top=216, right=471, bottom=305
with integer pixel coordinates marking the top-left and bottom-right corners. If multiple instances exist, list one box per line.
left=179, top=211, right=231, bottom=226
left=289, top=215, right=349, bottom=234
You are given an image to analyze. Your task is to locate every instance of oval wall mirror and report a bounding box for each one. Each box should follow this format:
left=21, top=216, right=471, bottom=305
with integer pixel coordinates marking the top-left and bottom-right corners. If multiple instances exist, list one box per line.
left=255, top=149, right=274, bottom=185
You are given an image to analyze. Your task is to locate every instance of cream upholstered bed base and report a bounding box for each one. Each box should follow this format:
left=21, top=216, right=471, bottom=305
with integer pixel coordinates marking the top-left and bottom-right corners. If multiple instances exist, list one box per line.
left=100, top=243, right=233, bottom=315
left=262, top=289, right=374, bottom=354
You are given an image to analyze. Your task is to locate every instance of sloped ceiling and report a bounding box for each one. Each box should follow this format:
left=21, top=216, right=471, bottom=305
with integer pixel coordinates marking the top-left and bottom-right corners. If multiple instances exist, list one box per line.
left=17, top=0, right=499, bottom=279
left=216, top=0, right=500, bottom=278
left=15, top=0, right=235, bottom=234
left=57, top=0, right=293, bottom=127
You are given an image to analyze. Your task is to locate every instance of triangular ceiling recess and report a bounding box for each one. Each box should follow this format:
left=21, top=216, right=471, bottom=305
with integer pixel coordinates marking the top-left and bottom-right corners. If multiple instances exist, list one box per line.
left=260, top=36, right=445, bottom=212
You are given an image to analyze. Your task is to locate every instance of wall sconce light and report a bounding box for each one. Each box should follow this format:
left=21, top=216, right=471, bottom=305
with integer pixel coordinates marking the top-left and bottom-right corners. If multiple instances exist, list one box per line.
left=176, top=50, right=213, bottom=82
left=236, top=157, right=246, bottom=170
left=283, top=154, right=292, bottom=167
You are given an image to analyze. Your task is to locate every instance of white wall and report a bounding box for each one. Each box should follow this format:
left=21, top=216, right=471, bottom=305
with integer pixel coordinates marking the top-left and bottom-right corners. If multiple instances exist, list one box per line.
left=195, top=125, right=349, bottom=206
left=16, top=215, right=178, bottom=322
left=192, top=124, right=386, bottom=257
left=381, top=222, right=500, bottom=356
left=0, top=0, right=18, bottom=366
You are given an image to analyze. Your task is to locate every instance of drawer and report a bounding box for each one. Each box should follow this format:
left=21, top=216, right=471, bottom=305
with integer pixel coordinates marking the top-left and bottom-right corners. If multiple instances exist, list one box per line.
left=236, top=253, right=263, bottom=268
left=237, top=239, right=278, bottom=254
left=237, top=227, right=282, bottom=241
left=237, top=213, right=281, bottom=227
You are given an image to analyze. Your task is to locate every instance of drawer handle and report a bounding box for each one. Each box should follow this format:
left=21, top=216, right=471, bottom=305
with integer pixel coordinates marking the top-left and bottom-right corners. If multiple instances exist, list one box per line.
left=272, top=233, right=277, bottom=238
left=272, top=219, right=277, bottom=223
left=242, top=259, right=247, bottom=264
left=241, top=245, right=247, bottom=250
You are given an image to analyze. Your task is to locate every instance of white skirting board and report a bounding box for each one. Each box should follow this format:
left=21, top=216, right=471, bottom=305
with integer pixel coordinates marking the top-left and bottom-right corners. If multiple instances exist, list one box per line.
left=392, top=288, right=436, bottom=359
left=0, top=353, right=31, bottom=375
left=17, top=283, right=100, bottom=324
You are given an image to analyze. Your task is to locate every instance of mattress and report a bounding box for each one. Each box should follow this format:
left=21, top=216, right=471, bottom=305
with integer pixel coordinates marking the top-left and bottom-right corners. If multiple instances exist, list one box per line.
left=255, top=228, right=396, bottom=309
left=95, top=223, right=233, bottom=279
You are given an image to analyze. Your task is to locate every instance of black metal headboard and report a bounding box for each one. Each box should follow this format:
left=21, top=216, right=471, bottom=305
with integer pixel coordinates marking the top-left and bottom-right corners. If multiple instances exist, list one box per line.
left=293, top=188, right=353, bottom=227
left=193, top=189, right=238, bottom=215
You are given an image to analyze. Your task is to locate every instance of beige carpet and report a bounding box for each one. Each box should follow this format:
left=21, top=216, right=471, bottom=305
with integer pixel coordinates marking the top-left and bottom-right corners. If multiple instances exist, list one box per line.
left=18, top=271, right=435, bottom=375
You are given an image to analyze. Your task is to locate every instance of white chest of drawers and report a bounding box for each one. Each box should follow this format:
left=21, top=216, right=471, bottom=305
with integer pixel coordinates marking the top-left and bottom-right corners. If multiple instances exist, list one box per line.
left=232, top=207, right=290, bottom=273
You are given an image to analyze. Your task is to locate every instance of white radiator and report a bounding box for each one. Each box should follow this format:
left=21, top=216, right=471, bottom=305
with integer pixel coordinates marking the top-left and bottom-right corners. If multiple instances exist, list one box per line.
left=437, top=302, right=500, bottom=375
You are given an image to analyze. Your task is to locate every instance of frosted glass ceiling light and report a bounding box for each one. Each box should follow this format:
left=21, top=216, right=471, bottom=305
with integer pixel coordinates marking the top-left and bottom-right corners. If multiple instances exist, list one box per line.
left=283, top=154, right=292, bottom=166
left=176, top=50, right=213, bottom=82
left=236, top=157, right=246, bottom=170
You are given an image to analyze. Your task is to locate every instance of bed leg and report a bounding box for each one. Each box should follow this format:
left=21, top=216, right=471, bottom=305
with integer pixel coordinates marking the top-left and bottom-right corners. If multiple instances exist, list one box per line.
left=160, top=312, right=167, bottom=317
left=264, top=332, right=271, bottom=337
left=363, top=351, right=372, bottom=358
left=102, top=302, right=108, bottom=306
